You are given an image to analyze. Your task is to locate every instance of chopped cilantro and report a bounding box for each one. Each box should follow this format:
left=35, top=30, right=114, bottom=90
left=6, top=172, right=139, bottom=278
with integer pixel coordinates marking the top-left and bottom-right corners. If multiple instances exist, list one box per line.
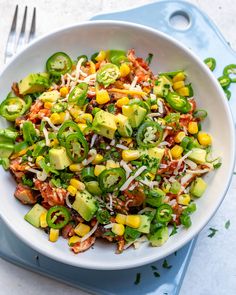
left=151, top=265, right=157, bottom=270
left=146, top=53, right=153, bottom=66
left=134, top=272, right=141, bottom=285
left=162, top=259, right=172, bottom=269
left=170, top=223, right=178, bottom=236
left=22, top=175, right=33, bottom=187
left=107, top=103, right=116, bottom=114
left=225, top=220, right=230, bottom=229
left=208, top=227, right=218, bottom=238
left=213, top=162, right=222, bottom=169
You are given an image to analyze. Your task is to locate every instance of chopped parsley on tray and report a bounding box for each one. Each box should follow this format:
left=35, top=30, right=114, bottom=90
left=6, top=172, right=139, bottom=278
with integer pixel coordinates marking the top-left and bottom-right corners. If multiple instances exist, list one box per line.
left=0, top=48, right=220, bottom=254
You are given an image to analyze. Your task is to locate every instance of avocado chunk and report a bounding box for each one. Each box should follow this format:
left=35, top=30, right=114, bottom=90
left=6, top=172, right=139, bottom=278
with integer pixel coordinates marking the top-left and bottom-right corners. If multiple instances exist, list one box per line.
left=190, top=177, right=207, bottom=197
left=92, top=110, right=117, bottom=139
left=85, top=181, right=102, bottom=195
left=149, top=226, right=169, bottom=247
left=153, top=75, right=172, bottom=97
left=137, top=215, right=151, bottom=234
left=24, top=204, right=47, bottom=228
left=49, top=147, right=72, bottom=170
left=39, top=90, right=60, bottom=102
left=72, top=190, right=98, bottom=221
left=18, top=72, right=49, bottom=95
left=122, top=104, right=147, bottom=128
left=115, top=113, right=133, bottom=137
left=188, top=148, right=206, bottom=164
left=147, top=147, right=165, bottom=161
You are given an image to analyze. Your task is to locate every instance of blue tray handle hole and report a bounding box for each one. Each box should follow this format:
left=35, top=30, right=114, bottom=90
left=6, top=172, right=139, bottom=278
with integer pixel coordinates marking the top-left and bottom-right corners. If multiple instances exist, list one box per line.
left=169, top=10, right=191, bottom=31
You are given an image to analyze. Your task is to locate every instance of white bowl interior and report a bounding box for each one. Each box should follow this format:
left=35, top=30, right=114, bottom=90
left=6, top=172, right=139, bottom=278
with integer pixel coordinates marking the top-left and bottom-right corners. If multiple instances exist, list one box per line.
left=0, top=21, right=234, bottom=270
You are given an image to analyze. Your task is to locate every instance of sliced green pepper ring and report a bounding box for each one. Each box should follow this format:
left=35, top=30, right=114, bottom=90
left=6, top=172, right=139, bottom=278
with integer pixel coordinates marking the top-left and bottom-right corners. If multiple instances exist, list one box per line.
left=166, top=92, right=191, bottom=113
left=46, top=52, right=72, bottom=76
left=136, top=121, right=163, bottom=148
left=81, top=167, right=96, bottom=182
left=57, top=120, right=82, bottom=146
left=0, top=97, right=27, bottom=121
left=77, top=55, right=88, bottom=65
left=65, top=132, right=88, bottom=163
left=96, top=63, right=120, bottom=87
left=46, top=205, right=71, bottom=229
left=204, top=57, right=216, bottom=71
left=129, top=99, right=150, bottom=113
left=98, top=167, right=126, bottom=192
left=51, top=102, right=68, bottom=113
left=218, top=75, right=231, bottom=89
left=96, top=209, right=111, bottom=224
left=68, top=82, right=88, bottom=106
left=156, top=204, right=173, bottom=223
left=223, top=64, right=236, bottom=82
left=193, top=109, right=208, bottom=120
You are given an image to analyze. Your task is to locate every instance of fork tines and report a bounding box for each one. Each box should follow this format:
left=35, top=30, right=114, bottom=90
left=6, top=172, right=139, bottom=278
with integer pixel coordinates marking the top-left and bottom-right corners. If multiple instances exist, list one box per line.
left=4, top=5, right=36, bottom=63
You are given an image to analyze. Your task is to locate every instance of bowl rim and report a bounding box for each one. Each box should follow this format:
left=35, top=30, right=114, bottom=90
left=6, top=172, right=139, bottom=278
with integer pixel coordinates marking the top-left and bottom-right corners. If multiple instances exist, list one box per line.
left=0, top=20, right=235, bottom=270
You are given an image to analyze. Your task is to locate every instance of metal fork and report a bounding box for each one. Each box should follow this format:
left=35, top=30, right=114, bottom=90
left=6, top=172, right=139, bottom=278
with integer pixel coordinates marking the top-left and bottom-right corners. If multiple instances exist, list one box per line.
left=4, top=5, right=36, bottom=63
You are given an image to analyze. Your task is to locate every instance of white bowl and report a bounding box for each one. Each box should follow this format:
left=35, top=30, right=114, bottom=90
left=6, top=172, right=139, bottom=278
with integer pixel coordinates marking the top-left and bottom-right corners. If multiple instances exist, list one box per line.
left=0, top=21, right=234, bottom=270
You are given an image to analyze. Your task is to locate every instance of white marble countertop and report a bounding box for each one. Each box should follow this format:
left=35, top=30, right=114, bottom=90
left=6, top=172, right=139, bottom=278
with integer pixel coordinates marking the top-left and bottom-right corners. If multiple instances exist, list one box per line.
left=0, top=0, right=235, bottom=294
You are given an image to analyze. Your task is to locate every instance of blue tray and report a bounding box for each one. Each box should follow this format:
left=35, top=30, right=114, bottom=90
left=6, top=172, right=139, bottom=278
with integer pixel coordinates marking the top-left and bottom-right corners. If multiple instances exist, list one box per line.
left=1, top=1, right=235, bottom=294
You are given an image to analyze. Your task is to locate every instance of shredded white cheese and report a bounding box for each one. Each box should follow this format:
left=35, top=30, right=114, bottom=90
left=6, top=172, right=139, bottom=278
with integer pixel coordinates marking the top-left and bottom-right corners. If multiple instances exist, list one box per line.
left=116, top=144, right=128, bottom=150
left=174, top=150, right=193, bottom=174
left=130, top=76, right=138, bottom=89
left=186, top=168, right=211, bottom=174
left=120, top=160, right=132, bottom=178
left=90, top=134, right=98, bottom=148
left=120, top=166, right=147, bottom=191
left=42, top=127, right=50, bottom=146
left=157, top=99, right=164, bottom=114
left=42, top=117, right=60, bottom=131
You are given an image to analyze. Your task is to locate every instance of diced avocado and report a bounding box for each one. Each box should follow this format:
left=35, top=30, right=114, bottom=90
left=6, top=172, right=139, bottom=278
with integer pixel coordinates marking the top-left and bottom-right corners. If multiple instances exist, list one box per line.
left=114, top=114, right=133, bottom=137
left=72, top=190, right=98, bottom=221
left=49, top=147, right=72, bottom=170
left=92, top=110, right=117, bottom=139
left=85, top=181, right=102, bottom=195
left=170, top=181, right=181, bottom=194
left=18, top=72, right=49, bottom=95
left=0, top=142, right=14, bottom=158
left=188, top=148, right=206, bottom=164
left=153, top=75, right=172, bottom=97
left=39, top=90, right=60, bottom=102
left=146, top=188, right=165, bottom=207
left=147, top=147, right=165, bottom=161
left=137, top=215, right=151, bottom=234
left=149, top=226, right=169, bottom=247
left=190, top=177, right=207, bottom=198
left=122, top=104, right=147, bottom=128
left=24, top=204, right=47, bottom=228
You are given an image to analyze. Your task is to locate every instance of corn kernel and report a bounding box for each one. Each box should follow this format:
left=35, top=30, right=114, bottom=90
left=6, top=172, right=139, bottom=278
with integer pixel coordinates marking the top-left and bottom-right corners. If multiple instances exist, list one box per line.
left=106, top=160, right=119, bottom=169
left=49, top=228, right=59, bottom=243
left=173, top=81, right=185, bottom=90
left=116, top=97, right=130, bottom=108
left=40, top=212, right=48, bottom=228
left=174, top=131, right=186, bottom=143
left=94, top=165, right=106, bottom=176
left=162, top=182, right=171, bottom=193
left=177, top=194, right=191, bottom=205
left=96, top=89, right=110, bottom=104
left=69, top=163, right=83, bottom=172
left=70, top=106, right=83, bottom=119
left=78, top=113, right=93, bottom=124
left=70, top=179, right=85, bottom=191
left=198, top=132, right=212, bottom=146
left=188, top=122, right=198, bottom=134
left=44, top=102, right=53, bottom=109
left=173, top=72, right=186, bottom=82
left=177, top=87, right=190, bottom=97
left=171, top=145, right=183, bottom=159
left=115, top=213, right=127, bottom=225
left=77, top=123, right=87, bottom=133
left=95, top=50, right=107, bottom=62
left=151, top=104, right=158, bottom=110
left=60, top=87, right=69, bottom=97
left=126, top=215, right=141, bottom=228
left=92, top=154, right=104, bottom=165
left=145, top=172, right=155, bottom=181
left=50, top=113, right=61, bottom=125
left=157, top=118, right=166, bottom=126
left=50, top=138, right=59, bottom=147
left=89, top=61, right=96, bottom=74
left=74, top=223, right=91, bottom=237
left=119, top=63, right=130, bottom=77
left=36, top=156, right=44, bottom=167
left=122, top=150, right=140, bottom=162
left=67, top=185, right=77, bottom=196
left=121, top=137, right=132, bottom=145
left=68, top=235, right=81, bottom=246
left=111, top=223, right=125, bottom=236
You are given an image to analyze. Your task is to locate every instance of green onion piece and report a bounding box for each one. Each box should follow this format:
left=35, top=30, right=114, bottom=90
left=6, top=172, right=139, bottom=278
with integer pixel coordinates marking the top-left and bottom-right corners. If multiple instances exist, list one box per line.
left=223, top=64, right=236, bottom=82
left=91, top=52, right=99, bottom=63
left=145, top=53, right=153, bottom=66
left=218, top=75, right=231, bottom=89
left=193, top=109, right=208, bottom=119
left=203, top=57, right=216, bottom=71
left=159, top=70, right=183, bottom=77
left=224, top=89, right=231, bottom=100
left=81, top=167, right=96, bottom=182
